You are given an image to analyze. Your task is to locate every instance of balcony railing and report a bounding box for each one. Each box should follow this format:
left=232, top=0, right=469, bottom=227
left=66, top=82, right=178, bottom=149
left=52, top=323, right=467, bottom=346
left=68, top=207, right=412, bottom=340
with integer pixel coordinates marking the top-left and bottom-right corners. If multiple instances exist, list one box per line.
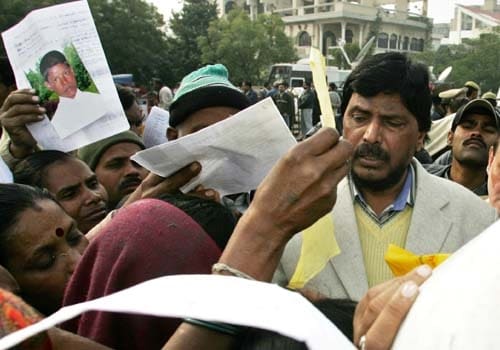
left=271, top=1, right=427, bottom=23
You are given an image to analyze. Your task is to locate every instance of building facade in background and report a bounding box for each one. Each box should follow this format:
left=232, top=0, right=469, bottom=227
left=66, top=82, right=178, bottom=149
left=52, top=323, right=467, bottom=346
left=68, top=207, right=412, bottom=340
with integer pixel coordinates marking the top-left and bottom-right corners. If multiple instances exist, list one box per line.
left=216, top=0, right=431, bottom=59
left=442, top=0, right=500, bottom=45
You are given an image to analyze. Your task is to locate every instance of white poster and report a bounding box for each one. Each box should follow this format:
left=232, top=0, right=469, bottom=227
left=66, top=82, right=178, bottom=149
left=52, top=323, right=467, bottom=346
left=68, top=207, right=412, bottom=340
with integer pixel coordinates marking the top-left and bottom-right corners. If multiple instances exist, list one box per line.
left=1, top=0, right=129, bottom=151
left=143, top=106, right=170, bottom=148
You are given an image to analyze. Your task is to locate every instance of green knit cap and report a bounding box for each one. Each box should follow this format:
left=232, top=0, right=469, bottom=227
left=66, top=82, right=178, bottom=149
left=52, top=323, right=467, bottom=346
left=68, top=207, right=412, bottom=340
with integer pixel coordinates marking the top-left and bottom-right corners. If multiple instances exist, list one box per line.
left=169, top=64, right=250, bottom=127
left=482, top=91, right=497, bottom=100
left=77, top=131, right=145, bottom=170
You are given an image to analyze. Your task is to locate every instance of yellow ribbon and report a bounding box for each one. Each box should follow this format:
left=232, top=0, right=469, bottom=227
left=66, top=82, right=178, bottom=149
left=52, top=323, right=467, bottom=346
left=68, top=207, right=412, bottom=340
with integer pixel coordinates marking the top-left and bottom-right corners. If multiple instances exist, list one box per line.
left=287, top=215, right=340, bottom=289
left=308, top=47, right=336, bottom=129
left=287, top=48, right=341, bottom=289
left=384, top=244, right=450, bottom=277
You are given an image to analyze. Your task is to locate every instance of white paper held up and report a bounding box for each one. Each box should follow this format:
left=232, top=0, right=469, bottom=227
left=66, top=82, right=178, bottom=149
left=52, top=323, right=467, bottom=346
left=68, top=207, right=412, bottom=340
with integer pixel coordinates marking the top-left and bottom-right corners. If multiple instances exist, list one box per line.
left=143, top=106, right=170, bottom=148
left=132, top=98, right=297, bottom=196
left=0, top=275, right=355, bottom=350
left=1, top=0, right=129, bottom=151
left=0, top=157, right=13, bottom=183
left=393, top=219, right=500, bottom=349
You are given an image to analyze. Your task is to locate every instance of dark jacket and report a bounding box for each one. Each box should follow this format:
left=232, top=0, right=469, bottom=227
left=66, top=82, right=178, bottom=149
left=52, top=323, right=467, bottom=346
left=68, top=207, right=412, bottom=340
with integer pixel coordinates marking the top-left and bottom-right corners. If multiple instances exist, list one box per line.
left=245, top=89, right=258, bottom=105
left=424, top=163, right=488, bottom=196
left=273, top=91, right=295, bottom=118
left=298, top=89, right=314, bottom=109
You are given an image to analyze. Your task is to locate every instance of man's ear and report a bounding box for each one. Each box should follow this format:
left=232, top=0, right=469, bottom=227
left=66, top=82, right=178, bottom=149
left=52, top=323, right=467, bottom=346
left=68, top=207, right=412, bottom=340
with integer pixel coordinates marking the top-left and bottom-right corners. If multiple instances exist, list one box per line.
left=416, top=131, right=426, bottom=151
left=166, top=127, right=178, bottom=141
left=447, top=130, right=454, bottom=146
left=487, top=146, right=495, bottom=175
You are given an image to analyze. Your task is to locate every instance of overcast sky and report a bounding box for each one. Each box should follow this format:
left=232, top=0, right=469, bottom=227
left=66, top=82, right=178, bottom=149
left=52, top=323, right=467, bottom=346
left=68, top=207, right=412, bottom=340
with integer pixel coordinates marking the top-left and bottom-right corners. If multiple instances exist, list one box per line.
left=146, top=0, right=487, bottom=25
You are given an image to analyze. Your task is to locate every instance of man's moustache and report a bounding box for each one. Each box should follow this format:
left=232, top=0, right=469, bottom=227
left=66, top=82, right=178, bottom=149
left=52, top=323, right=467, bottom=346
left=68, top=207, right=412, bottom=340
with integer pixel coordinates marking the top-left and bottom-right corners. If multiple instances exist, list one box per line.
left=354, top=143, right=390, bottom=161
left=119, top=176, right=142, bottom=191
left=463, top=138, right=487, bottom=149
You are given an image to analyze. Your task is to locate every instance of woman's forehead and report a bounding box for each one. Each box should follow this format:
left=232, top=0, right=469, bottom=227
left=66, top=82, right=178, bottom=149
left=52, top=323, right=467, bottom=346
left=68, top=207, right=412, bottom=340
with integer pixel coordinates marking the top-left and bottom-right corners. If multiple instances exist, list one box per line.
left=9, top=200, right=72, bottom=254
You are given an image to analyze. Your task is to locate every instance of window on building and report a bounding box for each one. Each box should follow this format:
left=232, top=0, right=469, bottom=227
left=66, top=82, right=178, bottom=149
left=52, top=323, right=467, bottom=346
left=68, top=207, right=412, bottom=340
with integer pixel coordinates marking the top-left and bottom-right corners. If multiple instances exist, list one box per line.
left=476, top=20, right=487, bottom=29
left=346, top=29, right=354, bottom=43
left=402, top=36, right=409, bottom=50
left=225, top=0, right=235, bottom=13
left=304, top=0, right=314, bottom=14
left=258, top=2, right=264, bottom=13
left=377, top=33, right=388, bottom=48
left=389, top=34, right=397, bottom=49
left=298, top=31, right=312, bottom=46
left=323, top=31, right=337, bottom=56
left=461, top=13, right=473, bottom=30
left=418, top=39, right=424, bottom=51
left=410, top=37, right=418, bottom=51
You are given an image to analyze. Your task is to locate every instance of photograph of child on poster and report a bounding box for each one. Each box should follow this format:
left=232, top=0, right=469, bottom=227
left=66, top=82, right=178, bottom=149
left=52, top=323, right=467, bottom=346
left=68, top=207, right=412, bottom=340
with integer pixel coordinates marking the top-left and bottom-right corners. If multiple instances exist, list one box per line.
left=26, top=44, right=107, bottom=138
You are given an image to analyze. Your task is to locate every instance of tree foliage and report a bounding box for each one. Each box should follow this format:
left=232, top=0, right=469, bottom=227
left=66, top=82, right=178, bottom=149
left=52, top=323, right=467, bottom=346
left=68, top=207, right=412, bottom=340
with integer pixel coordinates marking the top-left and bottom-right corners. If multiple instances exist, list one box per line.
left=411, top=28, right=500, bottom=93
left=328, top=43, right=361, bottom=70
left=88, top=0, right=170, bottom=85
left=199, top=9, right=297, bottom=85
left=167, top=0, right=218, bottom=85
left=64, top=44, right=98, bottom=93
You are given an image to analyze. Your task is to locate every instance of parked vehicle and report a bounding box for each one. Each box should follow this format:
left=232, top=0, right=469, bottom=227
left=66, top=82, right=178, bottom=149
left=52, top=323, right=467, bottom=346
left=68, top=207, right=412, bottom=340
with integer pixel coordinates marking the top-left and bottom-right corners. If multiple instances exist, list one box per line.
left=267, top=63, right=350, bottom=90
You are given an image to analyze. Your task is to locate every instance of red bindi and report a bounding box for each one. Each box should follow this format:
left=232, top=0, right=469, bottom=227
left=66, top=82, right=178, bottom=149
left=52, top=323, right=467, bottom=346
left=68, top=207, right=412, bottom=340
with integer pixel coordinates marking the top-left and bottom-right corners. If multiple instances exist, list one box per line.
left=55, top=228, right=64, bottom=237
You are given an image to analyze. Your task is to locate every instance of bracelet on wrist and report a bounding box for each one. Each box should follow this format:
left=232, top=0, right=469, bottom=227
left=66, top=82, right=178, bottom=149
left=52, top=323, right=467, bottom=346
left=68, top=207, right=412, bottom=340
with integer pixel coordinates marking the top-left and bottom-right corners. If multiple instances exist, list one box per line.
left=212, top=263, right=255, bottom=280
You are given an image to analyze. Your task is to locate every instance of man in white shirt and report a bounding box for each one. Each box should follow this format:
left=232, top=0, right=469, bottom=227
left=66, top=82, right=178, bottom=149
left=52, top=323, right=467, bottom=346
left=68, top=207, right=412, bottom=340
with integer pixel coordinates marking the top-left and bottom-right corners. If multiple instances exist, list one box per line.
left=40, top=50, right=107, bottom=138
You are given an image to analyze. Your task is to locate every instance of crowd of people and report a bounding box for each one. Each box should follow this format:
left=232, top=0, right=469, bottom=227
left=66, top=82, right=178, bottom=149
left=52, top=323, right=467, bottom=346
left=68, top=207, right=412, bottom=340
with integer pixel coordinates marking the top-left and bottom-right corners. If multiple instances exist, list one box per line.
left=0, top=49, right=499, bottom=350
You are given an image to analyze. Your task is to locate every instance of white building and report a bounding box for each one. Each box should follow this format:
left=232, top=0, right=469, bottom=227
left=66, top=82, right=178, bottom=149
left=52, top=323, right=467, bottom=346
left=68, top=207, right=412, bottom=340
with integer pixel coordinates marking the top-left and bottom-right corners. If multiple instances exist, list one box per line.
left=442, top=0, right=500, bottom=45
left=216, top=0, right=431, bottom=59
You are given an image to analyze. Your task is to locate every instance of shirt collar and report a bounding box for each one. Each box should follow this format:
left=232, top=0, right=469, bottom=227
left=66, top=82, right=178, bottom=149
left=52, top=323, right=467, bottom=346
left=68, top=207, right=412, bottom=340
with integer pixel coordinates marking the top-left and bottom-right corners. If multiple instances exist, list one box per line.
left=59, top=89, right=82, bottom=101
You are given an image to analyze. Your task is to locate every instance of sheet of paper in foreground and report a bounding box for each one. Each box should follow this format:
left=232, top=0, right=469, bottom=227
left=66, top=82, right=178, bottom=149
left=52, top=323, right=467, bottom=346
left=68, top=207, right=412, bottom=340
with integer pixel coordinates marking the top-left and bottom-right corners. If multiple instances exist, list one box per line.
left=0, top=275, right=355, bottom=350
left=132, top=97, right=297, bottom=197
left=392, top=219, right=500, bottom=349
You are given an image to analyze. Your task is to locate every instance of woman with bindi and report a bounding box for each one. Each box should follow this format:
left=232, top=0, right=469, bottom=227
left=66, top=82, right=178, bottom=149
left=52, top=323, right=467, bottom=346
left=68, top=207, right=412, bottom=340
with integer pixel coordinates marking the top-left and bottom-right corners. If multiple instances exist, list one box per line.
left=0, top=183, right=88, bottom=315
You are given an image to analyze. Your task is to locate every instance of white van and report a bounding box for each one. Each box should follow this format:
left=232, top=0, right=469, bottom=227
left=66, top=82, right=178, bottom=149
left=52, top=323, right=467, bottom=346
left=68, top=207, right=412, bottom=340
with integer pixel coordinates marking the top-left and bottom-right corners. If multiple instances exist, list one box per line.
left=267, top=63, right=351, bottom=90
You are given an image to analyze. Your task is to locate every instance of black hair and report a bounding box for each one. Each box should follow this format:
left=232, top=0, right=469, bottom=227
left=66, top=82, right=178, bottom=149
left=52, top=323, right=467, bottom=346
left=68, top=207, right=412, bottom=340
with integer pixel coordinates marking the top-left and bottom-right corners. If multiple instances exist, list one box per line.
left=147, top=90, right=158, bottom=99
left=341, top=52, right=431, bottom=132
left=14, top=150, right=74, bottom=188
left=237, top=298, right=356, bottom=349
left=158, top=193, right=237, bottom=250
left=329, top=82, right=337, bottom=90
left=486, top=98, right=497, bottom=108
left=0, top=184, right=55, bottom=265
left=39, top=50, right=68, bottom=81
left=242, top=81, right=252, bottom=88
left=466, top=86, right=478, bottom=98
left=0, top=56, right=15, bottom=87
left=116, top=84, right=136, bottom=111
